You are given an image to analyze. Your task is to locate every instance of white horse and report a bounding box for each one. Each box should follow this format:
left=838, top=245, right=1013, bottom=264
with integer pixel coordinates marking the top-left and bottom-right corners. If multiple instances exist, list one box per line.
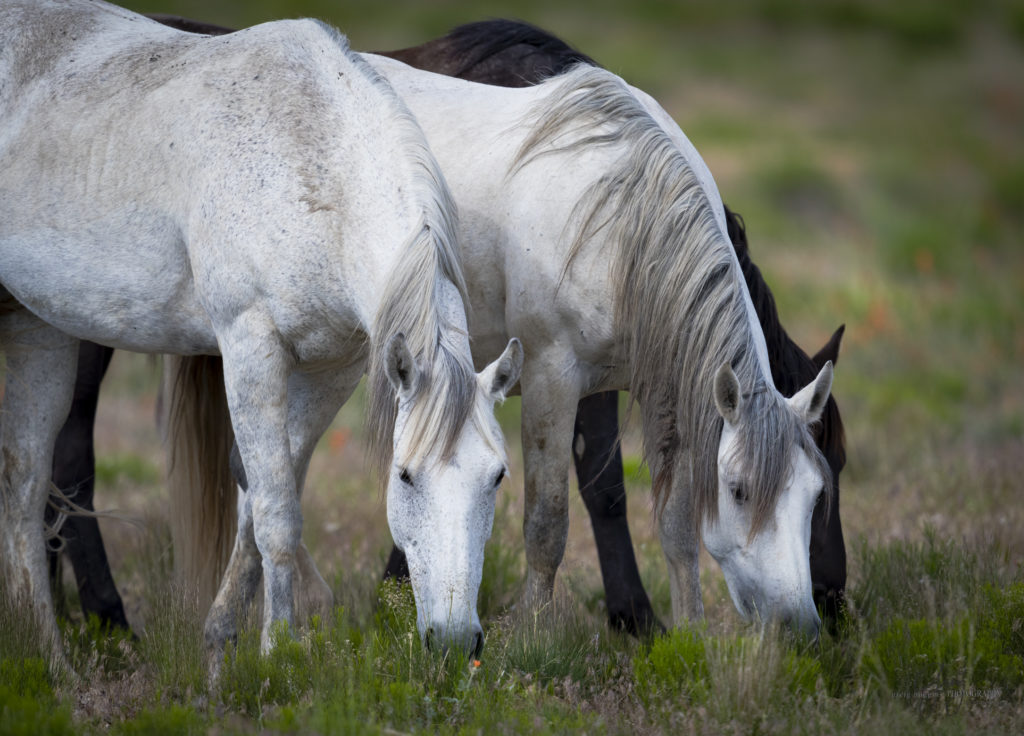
left=357, top=56, right=835, bottom=635
left=0, top=0, right=519, bottom=666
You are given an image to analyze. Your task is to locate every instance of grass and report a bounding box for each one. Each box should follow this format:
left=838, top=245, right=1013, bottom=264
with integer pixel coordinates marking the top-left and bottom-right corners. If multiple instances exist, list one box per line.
left=4, top=0, right=1023, bottom=733
left=6, top=532, right=1023, bottom=734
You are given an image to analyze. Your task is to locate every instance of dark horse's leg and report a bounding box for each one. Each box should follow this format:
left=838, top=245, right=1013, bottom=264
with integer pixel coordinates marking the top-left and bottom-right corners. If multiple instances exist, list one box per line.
left=570, top=392, right=660, bottom=635
left=384, top=391, right=660, bottom=635
left=45, top=341, right=131, bottom=631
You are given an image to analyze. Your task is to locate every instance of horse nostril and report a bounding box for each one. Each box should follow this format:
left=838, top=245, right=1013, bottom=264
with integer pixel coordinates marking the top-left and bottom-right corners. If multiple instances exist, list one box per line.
left=424, top=627, right=435, bottom=650
left=471, top=630, right=483, bottom=659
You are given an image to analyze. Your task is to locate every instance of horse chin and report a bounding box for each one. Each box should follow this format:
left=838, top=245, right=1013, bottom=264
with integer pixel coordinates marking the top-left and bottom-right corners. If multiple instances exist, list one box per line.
left=412, top=599, right=484, bottom=658
left=716, top=555, right=820, bottom=641
left=404, top=555, right=484, bottom=659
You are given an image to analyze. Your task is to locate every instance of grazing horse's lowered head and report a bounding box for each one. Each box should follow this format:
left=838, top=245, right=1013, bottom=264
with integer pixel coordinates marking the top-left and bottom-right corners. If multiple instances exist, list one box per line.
left=703, top=360, right=834, bottom=639
left=383, top=333, right=523, bottom=656
left=503, top=67, right=836, bottom=636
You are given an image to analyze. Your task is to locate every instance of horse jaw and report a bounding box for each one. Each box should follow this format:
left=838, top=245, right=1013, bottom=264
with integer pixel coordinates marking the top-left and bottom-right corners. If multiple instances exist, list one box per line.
left=702, top=420, right=821, bottom=639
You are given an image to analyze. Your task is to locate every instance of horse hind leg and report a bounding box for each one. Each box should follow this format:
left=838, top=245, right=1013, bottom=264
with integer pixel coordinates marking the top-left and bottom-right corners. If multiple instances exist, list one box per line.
left=0, top=305, right=79, bottom=669
left=45, top=341, right=130, bottom=631
left=572, top=391, right=662, bottom=636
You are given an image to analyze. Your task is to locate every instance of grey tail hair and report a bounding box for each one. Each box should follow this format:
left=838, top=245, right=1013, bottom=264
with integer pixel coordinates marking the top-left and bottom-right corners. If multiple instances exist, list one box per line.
left=514, top=66, right=830, bottom=534
left=165, top=355, right=236, bottom=615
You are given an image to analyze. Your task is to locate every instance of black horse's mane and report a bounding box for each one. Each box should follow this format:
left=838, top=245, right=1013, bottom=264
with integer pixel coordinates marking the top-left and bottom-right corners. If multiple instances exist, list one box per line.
left=725, top=207, right=846, bottom=469
left=443, top=19, right=598, bottom=83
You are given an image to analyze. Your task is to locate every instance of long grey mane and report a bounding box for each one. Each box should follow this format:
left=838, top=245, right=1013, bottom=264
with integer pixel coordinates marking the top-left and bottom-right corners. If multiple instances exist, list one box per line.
left=313, top=25, right=475, bottom=477
left=515, top=67, right=829, bottom=533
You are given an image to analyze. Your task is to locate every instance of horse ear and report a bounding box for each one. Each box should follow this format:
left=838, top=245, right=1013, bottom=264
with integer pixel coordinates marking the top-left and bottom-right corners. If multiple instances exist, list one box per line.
left=811, top=324, right=845, bottom=369
left=480, top=338, right=523, bottom=401
left=713, top=362, right=743, bottom=426
left=385, top=333, right=418, bottom=398
left=789, top=360, right=833, bottom=424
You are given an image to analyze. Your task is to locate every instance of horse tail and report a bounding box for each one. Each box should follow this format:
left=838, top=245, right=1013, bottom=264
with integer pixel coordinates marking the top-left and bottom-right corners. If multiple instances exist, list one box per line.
left=164, top=355, right=236, bottom=615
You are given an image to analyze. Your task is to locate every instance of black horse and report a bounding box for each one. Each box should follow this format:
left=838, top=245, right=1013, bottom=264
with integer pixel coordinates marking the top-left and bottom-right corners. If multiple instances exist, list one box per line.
left=47, top=18, right=847, bottom=637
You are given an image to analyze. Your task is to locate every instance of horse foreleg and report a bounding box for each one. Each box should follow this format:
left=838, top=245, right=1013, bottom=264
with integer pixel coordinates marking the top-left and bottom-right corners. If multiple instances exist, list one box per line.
left=46, top=342, right=130, bottom=631
left=205, top=486, right=262, bottom=661
left=206, top=355, right=358, bottom=655
left=519, top=357, right=580, bottom=613
left=211, top=326, right=297, bottom=655
left=572, top=391, right=661, bottom=635
left=0, top=309, right=79, bottom=670
left=657, top=454, right=704, bottom=624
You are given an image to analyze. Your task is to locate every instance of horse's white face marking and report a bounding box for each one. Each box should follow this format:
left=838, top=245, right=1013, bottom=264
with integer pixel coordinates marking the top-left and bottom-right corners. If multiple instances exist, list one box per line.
left=703, top=362, right=834, bottom=638
left=385, top=336, right=523, bottom=655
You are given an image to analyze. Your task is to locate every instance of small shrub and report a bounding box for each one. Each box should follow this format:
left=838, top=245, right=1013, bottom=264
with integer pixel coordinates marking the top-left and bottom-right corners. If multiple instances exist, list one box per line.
left=0, top=658, right=53, bottom=700
left=862, top=616, right=1020, bottom=705
left=110, top=704, right=206, bottom=736
left=217, top=623, right=313, bottom=717
left=633, top=624, right=708, bottom=705
left=0, top=683, right=74, bottom=736
left=62, top=613, right=136, bottom=678
left=635, top=624, right=825, bottom=722
left=975, top=583, right=1024, bottom=692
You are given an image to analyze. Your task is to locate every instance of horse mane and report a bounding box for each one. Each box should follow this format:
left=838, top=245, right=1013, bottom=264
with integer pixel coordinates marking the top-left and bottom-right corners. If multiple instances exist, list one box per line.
left=313, top=25, right=475, bottom=477
left=725, top=207, right=845, bottom=495
left=443, top=19, right=598, bottom=82
left=514, top=67, right=830, bottom=533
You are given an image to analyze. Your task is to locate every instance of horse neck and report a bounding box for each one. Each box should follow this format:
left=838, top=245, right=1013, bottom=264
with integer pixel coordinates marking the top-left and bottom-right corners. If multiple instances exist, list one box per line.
left=619, top=84, right=775, bottom=384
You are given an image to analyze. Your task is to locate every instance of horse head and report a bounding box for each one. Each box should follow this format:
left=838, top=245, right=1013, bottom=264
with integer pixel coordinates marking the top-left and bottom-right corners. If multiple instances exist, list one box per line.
left=383, top=333, right=523, bottom=656
left=703, top=360, right=834, bottom=639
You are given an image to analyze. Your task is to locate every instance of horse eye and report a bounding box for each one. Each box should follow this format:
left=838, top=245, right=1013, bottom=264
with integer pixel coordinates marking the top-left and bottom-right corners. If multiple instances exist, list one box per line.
left=399, top=468, right=413, bottom=486
left=732, top=484, right=746, bottom=505
left=493, top=468, right=506, bottom=488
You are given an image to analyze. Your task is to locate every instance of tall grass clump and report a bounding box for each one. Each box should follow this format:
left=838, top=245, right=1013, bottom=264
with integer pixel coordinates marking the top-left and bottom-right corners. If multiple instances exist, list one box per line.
left=852, top=527, right=1005, bottom=624
left=217, top=621, right=313, bottom=718
left=0, top=592, right=74, bottom=736
left=138, top=582, right=205, bottom=699
left=0, top=577, right=53, bottom=669
left=492, top=603, right=604, bottom=685
left=634, top=623, right=825, bottom=727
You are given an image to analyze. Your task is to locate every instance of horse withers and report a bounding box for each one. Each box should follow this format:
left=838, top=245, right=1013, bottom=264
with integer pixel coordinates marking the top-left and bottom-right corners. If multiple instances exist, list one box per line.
left=0, top=0, right=516, bottom=668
